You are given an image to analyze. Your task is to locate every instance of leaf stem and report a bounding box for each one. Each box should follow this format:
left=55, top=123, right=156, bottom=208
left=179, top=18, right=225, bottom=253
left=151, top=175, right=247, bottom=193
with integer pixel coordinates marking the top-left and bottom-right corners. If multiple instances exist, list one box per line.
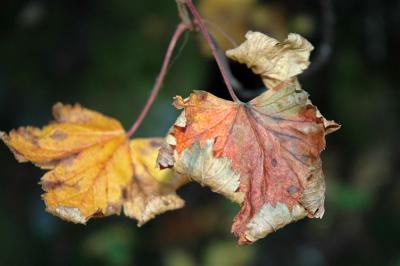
left=185, top=0, right=241, bottom=103
left=127, top=23, right=189, bottom=138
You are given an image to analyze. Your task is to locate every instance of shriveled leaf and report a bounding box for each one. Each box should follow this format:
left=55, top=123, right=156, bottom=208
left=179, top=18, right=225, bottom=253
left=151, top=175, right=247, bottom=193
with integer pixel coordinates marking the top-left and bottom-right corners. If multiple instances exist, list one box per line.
left=123, top=138, right=187, bottom=226
left=159, top=86, right=339, bottom=244
left=158, top=32, right=339, bottom=244
left=226, top=31, right=313, bottom=89
left=1, top=103, right=186, bottom=224
left=166, top=30, right=338, bottom=243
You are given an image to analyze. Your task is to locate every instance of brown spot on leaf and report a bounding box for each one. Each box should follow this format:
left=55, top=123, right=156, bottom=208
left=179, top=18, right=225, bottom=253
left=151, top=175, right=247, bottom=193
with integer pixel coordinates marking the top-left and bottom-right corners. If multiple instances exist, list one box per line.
left=61, top=154, right=78, bottom=167
left=287, top=185, right=299, bottom=194
left=122, top=188, right=128, bottom=200
left=91, top=209, right=104, bottom=218
left=198, top=91, right=207, bottom=101
left=50, top=130, right=68, bottom=140
left=157, top=143, right=175, bottom=169
left=42, top=180, right=64, bottom=191
left=149, top=139, right=161, bottom=148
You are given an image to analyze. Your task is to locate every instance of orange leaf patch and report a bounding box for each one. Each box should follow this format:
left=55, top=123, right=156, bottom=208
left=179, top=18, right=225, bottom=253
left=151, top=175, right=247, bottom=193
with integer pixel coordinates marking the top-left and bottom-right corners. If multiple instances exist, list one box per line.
left=1, top=103, right=186, bottom=224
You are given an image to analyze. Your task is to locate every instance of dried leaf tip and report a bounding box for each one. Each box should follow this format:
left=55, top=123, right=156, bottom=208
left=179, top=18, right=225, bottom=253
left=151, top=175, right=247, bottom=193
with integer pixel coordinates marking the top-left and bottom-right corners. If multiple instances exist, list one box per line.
left=173, top=96, right=186, bottom=109
left=226, top=31, right=314, bottom=89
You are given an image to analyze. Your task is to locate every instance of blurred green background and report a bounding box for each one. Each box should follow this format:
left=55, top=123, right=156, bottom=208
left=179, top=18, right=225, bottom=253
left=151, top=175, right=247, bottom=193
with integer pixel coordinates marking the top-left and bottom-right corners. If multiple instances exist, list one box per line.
left=1, top=0, right=399, bottom=265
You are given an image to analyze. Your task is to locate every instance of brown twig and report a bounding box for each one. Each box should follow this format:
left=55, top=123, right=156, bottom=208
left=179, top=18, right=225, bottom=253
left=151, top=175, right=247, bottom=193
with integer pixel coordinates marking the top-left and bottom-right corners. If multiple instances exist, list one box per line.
left=127, top=0, right=243, bottom=137
left=127, top=23, right=189, bottom=138
left=185, top=0, right=240, bottom=102
left=208, top=33, right=244, bottom=93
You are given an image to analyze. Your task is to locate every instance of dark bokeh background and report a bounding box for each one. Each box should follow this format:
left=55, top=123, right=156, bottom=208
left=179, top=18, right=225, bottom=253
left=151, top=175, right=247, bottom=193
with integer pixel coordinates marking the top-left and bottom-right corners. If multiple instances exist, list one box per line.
left=1, top=0, right=399, bottom=265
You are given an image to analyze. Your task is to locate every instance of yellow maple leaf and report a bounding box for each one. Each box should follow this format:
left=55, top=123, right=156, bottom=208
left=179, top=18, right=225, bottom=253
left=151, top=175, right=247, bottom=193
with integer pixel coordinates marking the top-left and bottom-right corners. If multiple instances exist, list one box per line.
left=1, top=103, right=186, bottom=224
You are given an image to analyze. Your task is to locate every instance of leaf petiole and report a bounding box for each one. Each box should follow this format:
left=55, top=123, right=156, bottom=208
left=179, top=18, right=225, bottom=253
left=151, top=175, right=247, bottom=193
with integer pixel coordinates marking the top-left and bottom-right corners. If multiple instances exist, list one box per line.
left=126, top=23, right=189, bottom=138
left=127, top=0, right=242, bottom=138
left=185, top=0, right=241, bottom=103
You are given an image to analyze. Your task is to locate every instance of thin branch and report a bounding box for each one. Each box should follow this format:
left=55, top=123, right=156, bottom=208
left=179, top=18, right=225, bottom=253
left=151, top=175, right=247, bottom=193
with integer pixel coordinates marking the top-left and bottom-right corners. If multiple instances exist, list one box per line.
left=185, top=0, right=241, bottom=103
left=168, top=30, right=190, bottom=70
left=209, top=33, right=244, bottom=93
left=127, top=23, right=189, bottom=138
left=205, top=21, right=265, bottom=99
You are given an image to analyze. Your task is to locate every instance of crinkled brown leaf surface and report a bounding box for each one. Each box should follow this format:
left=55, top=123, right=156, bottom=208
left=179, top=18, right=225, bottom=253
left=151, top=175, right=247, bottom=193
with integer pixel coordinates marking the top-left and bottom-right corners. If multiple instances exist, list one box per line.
left=1, top=103, right=186, bottom=224
left=158, top=32, right=340, bottom=244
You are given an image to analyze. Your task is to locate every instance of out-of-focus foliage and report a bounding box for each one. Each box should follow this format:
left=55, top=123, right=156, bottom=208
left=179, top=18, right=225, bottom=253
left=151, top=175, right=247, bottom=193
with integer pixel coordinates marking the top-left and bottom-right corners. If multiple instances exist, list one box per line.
left=0, top=0, right=400, bottom=265
left=81, top=223, right=137, bottom=265
left=198, top=0, right=289, bottom=52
